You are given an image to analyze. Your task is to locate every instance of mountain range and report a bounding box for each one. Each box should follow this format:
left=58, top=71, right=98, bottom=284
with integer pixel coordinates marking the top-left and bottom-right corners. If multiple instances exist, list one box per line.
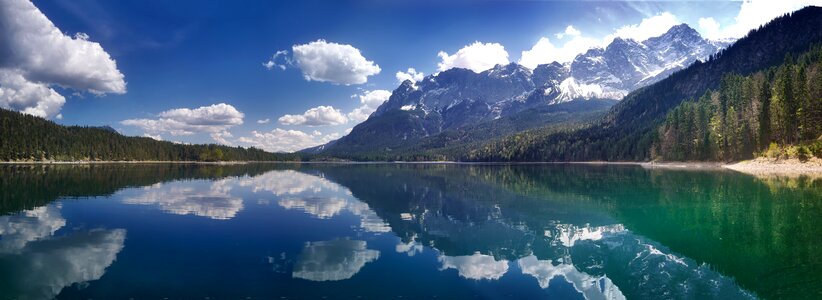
left=318, top=23, right=730, bottom=157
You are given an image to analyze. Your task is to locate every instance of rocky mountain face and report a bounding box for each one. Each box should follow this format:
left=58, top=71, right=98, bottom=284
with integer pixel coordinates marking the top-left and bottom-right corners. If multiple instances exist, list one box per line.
left=323, top=23, right=730, bottom=155
left=568, top=24, right=729, bottom=100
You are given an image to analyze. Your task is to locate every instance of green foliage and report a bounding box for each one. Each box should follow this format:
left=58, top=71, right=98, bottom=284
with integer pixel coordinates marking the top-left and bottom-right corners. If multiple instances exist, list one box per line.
left=0, top=108, right=298, bottom=162
left=766, top=142, right=781, bottom=158
left=797, top=145, right=811, bottom=161
left=199, top=147, right=225, bottom=162
left=653, top=45, right=822, bottom=161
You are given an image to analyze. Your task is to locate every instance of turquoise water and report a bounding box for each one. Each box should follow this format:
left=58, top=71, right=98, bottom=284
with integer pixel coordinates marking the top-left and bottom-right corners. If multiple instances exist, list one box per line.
left=0, top=163, right=819, bottom=299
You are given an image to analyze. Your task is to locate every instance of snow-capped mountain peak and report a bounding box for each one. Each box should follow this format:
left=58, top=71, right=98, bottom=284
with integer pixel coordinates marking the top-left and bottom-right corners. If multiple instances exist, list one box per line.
left=349, top=23, right=733, bottom=146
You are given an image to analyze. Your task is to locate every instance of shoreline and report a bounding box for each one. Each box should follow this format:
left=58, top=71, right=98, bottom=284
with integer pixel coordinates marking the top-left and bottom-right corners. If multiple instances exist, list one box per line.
left=0, top=160, right=301, bottom=165
left=3, top=159, right=821, bottom=176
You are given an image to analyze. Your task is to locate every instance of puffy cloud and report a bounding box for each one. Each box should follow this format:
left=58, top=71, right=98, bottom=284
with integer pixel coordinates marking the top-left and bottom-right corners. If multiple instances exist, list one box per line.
left=518, top=36, right=600, bottom=68
left=603, top=12, right=681, bottom=44
left=0, top=0, right=127, bottom=119
left=357, top=90, right=392, bottom=109
left=278, top=105, right=348, bottom=126
left=210, top=130, right=233, bottom=145
left=0, top=69, right=65, bottom=118
left=555, top=25, right=582, bottom=39
left=257, top=118, right=270, bottom=124
left=437, top=42, right=509, bottom=73
left=707, top=0, right=819, bottom=39
left=0, top=0, right=125, bottom=118
left=121, top=103, right=244, bottom=139
left=289, top=39, right=381, bottom=85
left=0, top=0, right=125, bottom=94
left=347, top=89, right=391, bottom=123
left=346, top=108, right=370, bottom=123
left=395, top=68, right=424, bottom=83
left=237, top=128, right=341, bottom=152
left=698, top=17, right=722, bottom=40
left=519, top=12, right=683, bottom=68
left=439, top=253, right=509, bottom=280
left=263, top=50, right=291, bottom=70
left=292, top=239, right=380, bottom=281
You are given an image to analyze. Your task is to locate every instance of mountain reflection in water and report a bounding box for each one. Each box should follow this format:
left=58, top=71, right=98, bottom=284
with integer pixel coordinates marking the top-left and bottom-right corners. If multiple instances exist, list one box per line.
left=0, top=163, right=819, bottom=299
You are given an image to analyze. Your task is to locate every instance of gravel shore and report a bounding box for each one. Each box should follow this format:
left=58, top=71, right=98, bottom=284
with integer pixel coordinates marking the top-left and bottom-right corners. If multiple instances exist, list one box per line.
left=724, top=157, right=822, bottom=176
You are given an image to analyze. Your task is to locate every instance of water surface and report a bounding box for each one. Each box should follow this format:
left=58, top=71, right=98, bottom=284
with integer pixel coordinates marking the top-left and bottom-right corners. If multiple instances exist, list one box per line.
left=0, top=163, right=819, bottom=299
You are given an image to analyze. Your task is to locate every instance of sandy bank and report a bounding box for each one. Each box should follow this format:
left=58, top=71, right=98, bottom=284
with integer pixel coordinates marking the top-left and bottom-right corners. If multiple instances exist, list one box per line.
left=724, top=158, right=822, bottom=177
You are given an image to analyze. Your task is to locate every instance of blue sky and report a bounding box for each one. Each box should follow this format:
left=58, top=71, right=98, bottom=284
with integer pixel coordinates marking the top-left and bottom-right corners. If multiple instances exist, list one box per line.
left=1, top=0, right=818, bottom=151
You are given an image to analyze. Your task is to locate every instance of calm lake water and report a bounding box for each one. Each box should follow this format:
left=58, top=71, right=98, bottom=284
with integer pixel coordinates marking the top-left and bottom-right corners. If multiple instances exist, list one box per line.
left=0, top=163, right=820, bottom=299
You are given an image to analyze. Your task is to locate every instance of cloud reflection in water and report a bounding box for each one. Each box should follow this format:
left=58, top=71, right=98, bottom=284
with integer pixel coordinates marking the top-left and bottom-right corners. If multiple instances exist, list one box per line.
left=0, top=206, right=126, bottom=300
left=292, top=239, right=380, bottom=282
left=122, top=179, right=243, bottom=220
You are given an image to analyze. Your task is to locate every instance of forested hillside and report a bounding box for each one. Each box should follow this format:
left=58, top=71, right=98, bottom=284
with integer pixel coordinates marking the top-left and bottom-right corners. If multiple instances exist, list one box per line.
left=0, top=108, right=297, bottom=162
left=654, top=46, right=822, bottom=161
left=467, top=7, right=822, bottom=162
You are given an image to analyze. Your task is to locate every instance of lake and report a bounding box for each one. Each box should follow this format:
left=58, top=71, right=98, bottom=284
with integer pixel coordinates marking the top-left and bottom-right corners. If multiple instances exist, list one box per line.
left=0, top=163, right=819, bottom=299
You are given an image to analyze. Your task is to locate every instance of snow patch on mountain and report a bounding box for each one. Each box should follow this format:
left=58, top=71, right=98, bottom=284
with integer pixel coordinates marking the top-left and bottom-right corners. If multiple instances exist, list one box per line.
left=556, top=78, right=628, bottom=101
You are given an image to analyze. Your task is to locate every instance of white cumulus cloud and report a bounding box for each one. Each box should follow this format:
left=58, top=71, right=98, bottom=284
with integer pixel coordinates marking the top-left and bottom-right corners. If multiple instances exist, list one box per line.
left=698, top=17, right=722, bottom=40
left=437, top=42, right=509, bottom=73
left=237, top=128, right=341, bottom=152
left=347, top=89, right=391, bottom=123
left=609, top=12, right=681, bottom=43
left=395, top=68, right=424, bottom=83
left=278, top=105, right=348, bottom=126
left=0, top=69, right=65, bottom=118
left=519, top=36, right=600, bottom=68
left=121, top=103, right=244, bottom=141
left=210, top=131, right=234, bottom=146
left=603, top=12, right=681, bottom=44
left=257, top=118, right=270, bottom=124
left=707, top=0, right=820, bottom=39
left=519, top=12, right=684, bottom=68
left=555, top=25, right=582, bottom=39
left=289, top=39, right=381, bottom=85
left=0, top=0, right=126, bottom=118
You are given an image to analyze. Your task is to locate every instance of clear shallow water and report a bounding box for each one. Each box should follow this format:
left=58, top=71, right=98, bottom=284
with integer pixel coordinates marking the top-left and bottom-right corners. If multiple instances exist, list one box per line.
left=0, top=163, right=820, bottom=299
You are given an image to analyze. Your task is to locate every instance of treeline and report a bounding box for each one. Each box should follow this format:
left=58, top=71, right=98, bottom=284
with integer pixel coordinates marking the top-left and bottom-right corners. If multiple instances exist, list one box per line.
left=0, top=108, right=298, bottom=162
left=654, top=46, right=822, bottom=161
